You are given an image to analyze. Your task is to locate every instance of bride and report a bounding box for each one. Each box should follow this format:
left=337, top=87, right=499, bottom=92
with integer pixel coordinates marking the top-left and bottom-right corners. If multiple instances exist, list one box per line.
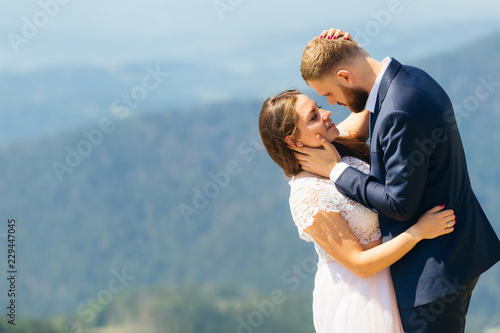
left=258, top=86, right=456, bottom=331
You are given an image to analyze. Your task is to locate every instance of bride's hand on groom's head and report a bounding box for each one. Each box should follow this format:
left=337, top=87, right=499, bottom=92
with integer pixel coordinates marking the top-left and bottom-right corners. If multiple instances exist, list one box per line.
left=319, top=28, right=353, bottom=42
left=290, top=134, right=342, bottom=178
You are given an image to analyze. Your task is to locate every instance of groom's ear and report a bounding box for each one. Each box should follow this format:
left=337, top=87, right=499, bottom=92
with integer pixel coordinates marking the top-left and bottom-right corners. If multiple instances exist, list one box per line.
left=337, top=70, right=353, bottom=85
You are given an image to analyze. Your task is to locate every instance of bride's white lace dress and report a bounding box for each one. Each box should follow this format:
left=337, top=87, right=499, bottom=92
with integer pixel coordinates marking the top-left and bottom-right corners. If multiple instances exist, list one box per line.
left=289, top=154, right=404, bottom=333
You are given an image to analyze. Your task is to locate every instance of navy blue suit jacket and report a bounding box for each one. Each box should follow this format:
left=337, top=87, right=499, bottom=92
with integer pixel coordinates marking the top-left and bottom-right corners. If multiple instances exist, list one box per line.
left=335, top=58, right=500, bottom=309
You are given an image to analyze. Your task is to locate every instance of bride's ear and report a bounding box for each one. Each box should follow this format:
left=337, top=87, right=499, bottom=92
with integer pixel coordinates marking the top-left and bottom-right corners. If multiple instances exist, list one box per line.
left=285, top=135, right=303, bottom=148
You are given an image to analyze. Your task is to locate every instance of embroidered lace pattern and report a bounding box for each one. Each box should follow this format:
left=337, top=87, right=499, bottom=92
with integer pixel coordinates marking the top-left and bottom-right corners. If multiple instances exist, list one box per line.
left=338, top=127, right=350, bottom=137
left=289, top=156, right=380, bottom=263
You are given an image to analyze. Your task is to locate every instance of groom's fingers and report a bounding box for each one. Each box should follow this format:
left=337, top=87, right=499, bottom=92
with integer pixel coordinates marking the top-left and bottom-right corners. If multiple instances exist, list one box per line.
left=316, top=134, right=336, bottom=152
left=291, top=146, right=314, bottom=156
left=293, top=151, right=312, bottom=167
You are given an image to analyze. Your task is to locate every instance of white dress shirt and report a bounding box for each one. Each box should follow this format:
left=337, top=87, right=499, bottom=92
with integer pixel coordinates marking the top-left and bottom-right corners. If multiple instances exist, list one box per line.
left=330, top=57, right=392, bottom=181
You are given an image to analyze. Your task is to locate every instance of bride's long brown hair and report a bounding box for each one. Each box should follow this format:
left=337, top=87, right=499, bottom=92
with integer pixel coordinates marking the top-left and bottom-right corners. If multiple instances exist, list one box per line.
left=259, top=89, right=369, bottom=178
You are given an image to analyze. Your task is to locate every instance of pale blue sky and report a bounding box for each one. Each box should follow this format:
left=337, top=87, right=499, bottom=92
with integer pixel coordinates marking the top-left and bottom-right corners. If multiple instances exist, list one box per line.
left=1, top=0, right=499, bottom=73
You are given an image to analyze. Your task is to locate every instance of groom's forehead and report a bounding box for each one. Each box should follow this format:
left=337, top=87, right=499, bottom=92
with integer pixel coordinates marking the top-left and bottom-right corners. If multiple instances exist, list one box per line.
left=308, top=80, right=336, bottom=96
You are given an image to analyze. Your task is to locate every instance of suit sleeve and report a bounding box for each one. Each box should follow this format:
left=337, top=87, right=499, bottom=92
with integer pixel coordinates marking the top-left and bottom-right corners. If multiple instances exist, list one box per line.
left=334, top=111, right=429, bottom=221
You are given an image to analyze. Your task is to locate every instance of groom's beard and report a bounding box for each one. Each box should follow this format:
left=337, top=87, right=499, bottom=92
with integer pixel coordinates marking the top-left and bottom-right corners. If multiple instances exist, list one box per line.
left=340, top=85, right=369, bottom=113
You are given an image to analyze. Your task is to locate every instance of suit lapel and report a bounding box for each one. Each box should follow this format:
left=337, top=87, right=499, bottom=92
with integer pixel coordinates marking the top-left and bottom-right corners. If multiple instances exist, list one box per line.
left=377, top=58, right=401, bottom=107
left=369, top=95, right=379, bottom=147
left=369, top=58, right=402, bottom=147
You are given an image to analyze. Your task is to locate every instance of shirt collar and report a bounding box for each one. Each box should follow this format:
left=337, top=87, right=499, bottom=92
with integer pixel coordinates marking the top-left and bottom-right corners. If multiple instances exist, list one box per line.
left=365, top=57, right=391, bottom=113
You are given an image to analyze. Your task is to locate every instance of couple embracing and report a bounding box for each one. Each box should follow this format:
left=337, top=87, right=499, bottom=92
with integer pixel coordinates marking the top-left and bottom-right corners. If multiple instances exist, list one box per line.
left=258, top=28, right=500, bottom=332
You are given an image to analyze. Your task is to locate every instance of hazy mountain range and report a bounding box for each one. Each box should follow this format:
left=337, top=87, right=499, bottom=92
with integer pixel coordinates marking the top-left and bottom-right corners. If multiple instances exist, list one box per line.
left=0, top=32, right=499, bottom=331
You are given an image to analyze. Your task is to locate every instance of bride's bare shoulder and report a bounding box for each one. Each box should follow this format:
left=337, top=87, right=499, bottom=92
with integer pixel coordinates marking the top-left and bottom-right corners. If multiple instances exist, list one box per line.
left=293, top=171, right=329, bottom=181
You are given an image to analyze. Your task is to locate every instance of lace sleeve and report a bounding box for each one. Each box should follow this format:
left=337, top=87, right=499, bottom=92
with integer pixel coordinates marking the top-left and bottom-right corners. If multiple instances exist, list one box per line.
left=337, top=126, right=350, bottom=137
left=342, top=156, right=370, bottom=175
left=289, top=177, right=340, bottom=242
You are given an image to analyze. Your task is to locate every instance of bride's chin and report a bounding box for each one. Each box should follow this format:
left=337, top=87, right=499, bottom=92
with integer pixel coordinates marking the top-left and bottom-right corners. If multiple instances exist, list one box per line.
left=330, top=128, right=340, bottom=140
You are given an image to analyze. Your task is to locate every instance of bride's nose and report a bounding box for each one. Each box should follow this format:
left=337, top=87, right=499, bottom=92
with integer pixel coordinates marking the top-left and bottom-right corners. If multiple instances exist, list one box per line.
left=321, top=110, right=332, bottom=120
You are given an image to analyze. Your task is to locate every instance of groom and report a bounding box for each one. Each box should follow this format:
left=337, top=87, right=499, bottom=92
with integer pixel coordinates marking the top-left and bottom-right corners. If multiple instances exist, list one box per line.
left=293, top=29, right=500, bottom=332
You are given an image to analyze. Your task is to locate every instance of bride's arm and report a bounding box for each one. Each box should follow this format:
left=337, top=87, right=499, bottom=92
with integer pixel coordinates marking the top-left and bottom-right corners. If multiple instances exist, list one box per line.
left=304, top=206, right=455, bottom=278
left=337, top=110, right=370, bottom=142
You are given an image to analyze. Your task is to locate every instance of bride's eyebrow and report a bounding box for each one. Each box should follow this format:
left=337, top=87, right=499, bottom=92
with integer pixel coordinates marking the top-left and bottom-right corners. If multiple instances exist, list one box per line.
left=312, top=102, right=321, bottom=112
left=307, top=108, right=316, bottom=120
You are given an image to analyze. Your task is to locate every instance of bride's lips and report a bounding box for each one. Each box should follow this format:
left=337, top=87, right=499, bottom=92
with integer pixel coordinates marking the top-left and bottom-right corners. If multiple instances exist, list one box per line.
left=327, top=122, right=336, bottom=130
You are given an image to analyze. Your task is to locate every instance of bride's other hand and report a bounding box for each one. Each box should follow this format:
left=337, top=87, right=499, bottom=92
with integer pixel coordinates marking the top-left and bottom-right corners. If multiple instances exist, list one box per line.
left=319, top=28, right=352, bottom=41
left=409, top=206, right=456, bottom=241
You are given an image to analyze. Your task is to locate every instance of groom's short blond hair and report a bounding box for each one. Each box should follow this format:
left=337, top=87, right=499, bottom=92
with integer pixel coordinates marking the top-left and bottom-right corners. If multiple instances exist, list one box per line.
left=301, top=37, right=366, bottom=82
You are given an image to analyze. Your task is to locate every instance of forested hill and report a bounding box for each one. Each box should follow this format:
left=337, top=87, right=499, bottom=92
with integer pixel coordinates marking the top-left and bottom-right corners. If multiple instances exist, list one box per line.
left=0, top=100, right=313, bottom=314
left=0, top=34, right=499, bottom=332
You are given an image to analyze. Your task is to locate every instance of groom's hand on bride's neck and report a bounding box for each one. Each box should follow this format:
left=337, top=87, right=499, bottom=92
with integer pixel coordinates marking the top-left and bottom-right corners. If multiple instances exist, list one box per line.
left=291, top=134, right=342, bottom=178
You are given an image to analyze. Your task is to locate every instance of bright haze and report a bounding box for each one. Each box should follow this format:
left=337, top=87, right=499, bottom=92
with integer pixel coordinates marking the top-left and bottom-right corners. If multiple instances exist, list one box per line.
left=1, top=0, right=499, bottom=73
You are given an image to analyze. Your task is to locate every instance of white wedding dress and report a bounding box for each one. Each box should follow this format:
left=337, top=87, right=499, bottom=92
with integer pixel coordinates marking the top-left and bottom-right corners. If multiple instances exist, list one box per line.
left=289, top=154, right=404, bottom=333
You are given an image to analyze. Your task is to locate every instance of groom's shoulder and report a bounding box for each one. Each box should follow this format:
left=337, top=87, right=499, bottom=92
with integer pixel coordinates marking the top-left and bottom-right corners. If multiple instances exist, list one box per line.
left=391, top=62, right=445, bottom=96
left=397, top=62, right=435, bottom=81
left=383, top=62, right=451, bottom=121
left=387, top=58, right=427, bottom=76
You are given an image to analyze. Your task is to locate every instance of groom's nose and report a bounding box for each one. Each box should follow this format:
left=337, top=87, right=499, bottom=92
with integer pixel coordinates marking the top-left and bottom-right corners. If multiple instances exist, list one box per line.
left=327, top=96, right=337, bottom=105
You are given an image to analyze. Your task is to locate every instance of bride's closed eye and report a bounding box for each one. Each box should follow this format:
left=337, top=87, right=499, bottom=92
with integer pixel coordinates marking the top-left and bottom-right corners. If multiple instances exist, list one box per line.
left=310, top=104, right=323, bottom=122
